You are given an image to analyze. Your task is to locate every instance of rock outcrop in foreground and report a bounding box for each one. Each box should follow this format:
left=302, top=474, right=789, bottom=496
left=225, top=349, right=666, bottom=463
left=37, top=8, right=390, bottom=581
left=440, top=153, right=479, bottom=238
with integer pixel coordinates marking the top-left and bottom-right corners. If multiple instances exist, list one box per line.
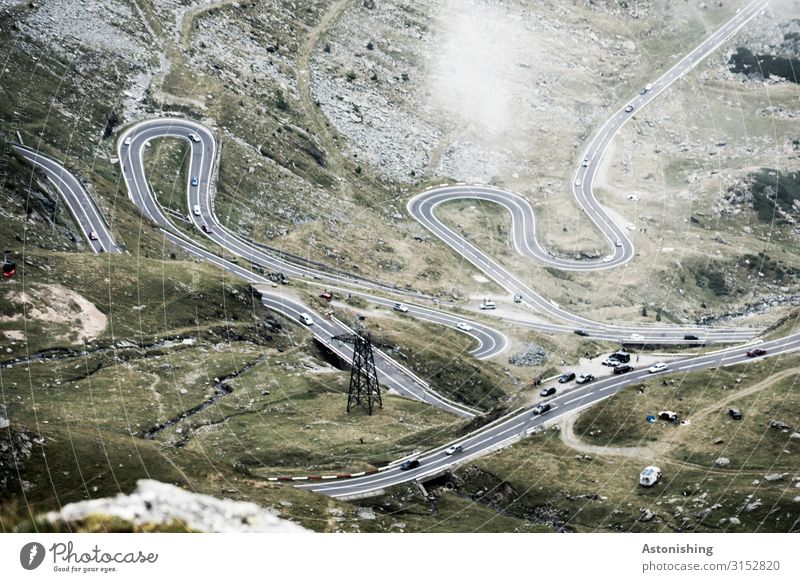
left=46, top=480, right=308, bottom=533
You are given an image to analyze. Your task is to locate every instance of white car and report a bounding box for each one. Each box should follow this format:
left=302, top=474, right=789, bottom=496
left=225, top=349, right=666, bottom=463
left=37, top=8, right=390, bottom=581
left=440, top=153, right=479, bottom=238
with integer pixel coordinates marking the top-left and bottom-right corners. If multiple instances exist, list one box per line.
left=299, top=313, right=314, bottom=326
left=627, top=194, right=640, bottom=201
left=602, top=255, right=613, bottom=263
left=189, top=133, right=201, bottom=142
left=123, top=137, right=132, bottom=146
left=193, top=204, right=201, bottom=216
left=393, top=303, right=409, bottom=312
left=615, top=240, right=622, bottom=247
left=629, top=333, right=645, bottom=341
left=89, top=230, right=98, bottom=241
left=444, top=444, right=463, bottom=456
left=456, top=322, right=473, bottom=332
left=648, top=362, right=668, bottom=374
left=625, top=223, right=635, bottom=231
left=582, top=158, right=590, bottom=167
left=574, top=178, right=582, bottom=186
left=479, top=300, right=496, bottom=310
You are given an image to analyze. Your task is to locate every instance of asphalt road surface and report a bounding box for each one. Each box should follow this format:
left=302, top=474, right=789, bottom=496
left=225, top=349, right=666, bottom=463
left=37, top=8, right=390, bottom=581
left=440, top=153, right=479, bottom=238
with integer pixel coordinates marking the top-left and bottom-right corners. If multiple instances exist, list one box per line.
left=13, top=144, right=119, bottom=254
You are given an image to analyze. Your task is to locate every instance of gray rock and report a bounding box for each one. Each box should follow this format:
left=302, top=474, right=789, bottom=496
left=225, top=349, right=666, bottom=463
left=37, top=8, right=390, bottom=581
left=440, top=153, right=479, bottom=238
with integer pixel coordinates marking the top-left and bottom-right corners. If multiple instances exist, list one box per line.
left=714, top=457, right=730, bottom=467
left=45, top=480, right=308, bottom=533
left=356, top=507, right=376, bottom=520
left=728, top=517, right=741, bottom=525
left=745, top=499, right=763, bottom=512
left=763, top=473, right=783, bottom=482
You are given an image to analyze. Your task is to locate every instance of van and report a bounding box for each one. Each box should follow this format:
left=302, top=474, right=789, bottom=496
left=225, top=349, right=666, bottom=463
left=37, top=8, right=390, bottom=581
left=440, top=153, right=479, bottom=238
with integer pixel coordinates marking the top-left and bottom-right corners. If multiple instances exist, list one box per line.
left=610, top=351, right=631, bottom=363
left=299, top=313, right=314, bottom=326
left=639, top=466, right=661, bottom=487
left=193, top=205, right=201, bottom=216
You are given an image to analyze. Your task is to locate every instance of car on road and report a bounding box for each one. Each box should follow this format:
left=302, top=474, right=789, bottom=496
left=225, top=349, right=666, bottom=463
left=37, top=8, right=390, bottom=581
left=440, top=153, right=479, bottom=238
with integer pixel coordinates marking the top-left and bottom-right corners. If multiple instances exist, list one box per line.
left=298, top=312, right=314, bottom=326
left=540, top=386, right=557, bottom=397
left=629, top=333, right=645, bottom=341
left=393, top=303, right=409, bottom=312
left=574, top=178, right=582, bottom=186
left=513, top=293, right=523, bottom=303
left=201, top=224, right=213, bottom=234
left=89, top=230, right=98, bottom=241
left=191, top=177, right=198, bottom=186
left=728, top=408, right=743, bottom=420
left=746, top=348, right=766, bottom=357
left=683, top=334, right=700, bottom=340
left=532, top=403, right=552, bottom=415
left=602, top=255, right=613, bottom=263
left=479, top=300, right=496, bottom=310
left=193, top=204, right=201, bottom=216
left=456, top=322, right=472, bottom=332
left=573, top=329, right=589, bottom=337
left=648, top=362, right=667, bottom=374
left=400, top=459, right=420, bottom=471
left=123, top=137, right=132, bottom=146
left=624, top=104, right=634, bottom=113
left=582, top=158, right=590, bottom=167
left=576, top=373, right=594, bottom=384
left=615, top=239, right=623, bottom=247
left=444, top=444, right=463, bottom=456
left=558, top=372, right=576, bottom=384
left=613, top=364, right=634, bottom=374
left=189, top=133, right=201, bottom=142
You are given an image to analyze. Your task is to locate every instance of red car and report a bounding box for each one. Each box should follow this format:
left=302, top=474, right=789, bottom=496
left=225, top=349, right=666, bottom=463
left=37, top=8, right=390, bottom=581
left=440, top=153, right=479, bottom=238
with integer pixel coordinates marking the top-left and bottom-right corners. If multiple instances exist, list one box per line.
left=201, top=224, right=213, bottom=234
left=746, top=348, right=766, bottom=357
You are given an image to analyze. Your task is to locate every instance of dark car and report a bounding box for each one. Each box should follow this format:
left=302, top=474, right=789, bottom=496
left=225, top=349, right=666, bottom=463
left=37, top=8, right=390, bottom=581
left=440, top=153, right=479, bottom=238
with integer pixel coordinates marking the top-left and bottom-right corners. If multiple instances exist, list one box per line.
left=573, top=329, right=589, bottom=337
left=746, top=348, right=766, bottom=357
left=576, top=373, right=594, bottom=384
left=400, top=459, right=420, bottom=471
left=532, top=403, right=552, bottom=415
left=540, top=386, right=557, bottom=397
left=613, top=364, right=634, bottom=375
left=558, top=372, right=576, bottom=384
left=683, top=334, right=699, bottom=341
left=728, top=408, right=743, bottom=420
left=610, top=351, right=631, bottom=363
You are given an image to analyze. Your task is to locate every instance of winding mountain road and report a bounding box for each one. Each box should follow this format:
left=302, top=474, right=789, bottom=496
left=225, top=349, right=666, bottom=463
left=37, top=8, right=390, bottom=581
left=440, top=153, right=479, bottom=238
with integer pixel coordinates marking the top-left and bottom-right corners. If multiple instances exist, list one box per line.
left=13, top=0, right=789, bottom=497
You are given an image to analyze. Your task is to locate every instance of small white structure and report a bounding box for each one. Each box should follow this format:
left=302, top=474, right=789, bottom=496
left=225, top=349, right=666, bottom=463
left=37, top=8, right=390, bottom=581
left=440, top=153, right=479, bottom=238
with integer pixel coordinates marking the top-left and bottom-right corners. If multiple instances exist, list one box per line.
left=639, top=466, right=662, bottom=487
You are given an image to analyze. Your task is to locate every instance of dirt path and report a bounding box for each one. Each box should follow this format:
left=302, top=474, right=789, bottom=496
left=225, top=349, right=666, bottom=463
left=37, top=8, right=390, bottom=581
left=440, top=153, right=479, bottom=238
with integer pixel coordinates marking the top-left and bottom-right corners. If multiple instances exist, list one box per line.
left=296, top=0, right=354, bottom=183
left=559, top=367, right=800, bottom=461
left=559, top=412, right=666, bottom=459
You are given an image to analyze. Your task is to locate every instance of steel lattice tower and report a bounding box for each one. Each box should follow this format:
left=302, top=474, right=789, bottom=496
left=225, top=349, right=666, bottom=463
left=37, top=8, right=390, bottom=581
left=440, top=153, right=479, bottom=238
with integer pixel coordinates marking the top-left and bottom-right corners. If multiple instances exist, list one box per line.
left=333, top=332, right=382, bottom=415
